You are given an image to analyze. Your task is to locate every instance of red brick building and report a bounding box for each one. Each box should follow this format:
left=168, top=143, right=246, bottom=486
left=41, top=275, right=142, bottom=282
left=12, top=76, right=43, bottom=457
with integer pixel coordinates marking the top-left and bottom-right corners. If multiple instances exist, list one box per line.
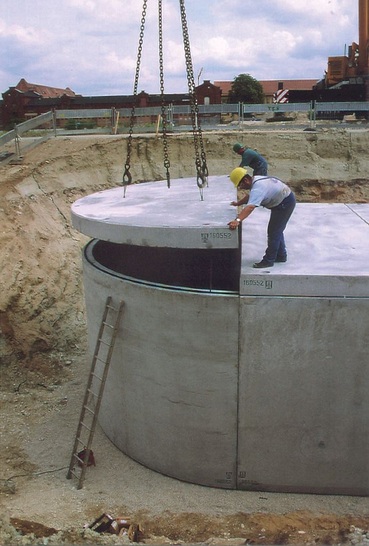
left=195, top=80, right=222, bottom=105
left=1, top=78, right=77, bottom=129
left=0, top=78, right=223, bottom=130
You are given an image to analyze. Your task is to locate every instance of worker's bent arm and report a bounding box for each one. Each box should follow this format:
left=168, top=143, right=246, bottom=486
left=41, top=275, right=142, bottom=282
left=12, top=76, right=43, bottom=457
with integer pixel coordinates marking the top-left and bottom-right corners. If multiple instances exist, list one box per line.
left=231, top=195, right=249, bottom=207
left=228, top=204, right=256, bottom=230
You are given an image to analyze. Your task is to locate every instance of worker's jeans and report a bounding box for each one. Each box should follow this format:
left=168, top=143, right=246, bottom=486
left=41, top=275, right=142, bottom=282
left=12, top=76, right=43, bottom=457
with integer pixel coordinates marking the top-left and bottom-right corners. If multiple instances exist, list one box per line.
left=263, top=192, right=296, bottom=264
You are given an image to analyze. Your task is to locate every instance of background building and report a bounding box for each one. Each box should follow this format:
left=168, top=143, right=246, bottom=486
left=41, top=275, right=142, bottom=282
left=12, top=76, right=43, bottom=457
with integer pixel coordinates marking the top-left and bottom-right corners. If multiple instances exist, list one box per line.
left=214, top=79, right=319, bottom=103
left=0, top=78, right=223, bottom=130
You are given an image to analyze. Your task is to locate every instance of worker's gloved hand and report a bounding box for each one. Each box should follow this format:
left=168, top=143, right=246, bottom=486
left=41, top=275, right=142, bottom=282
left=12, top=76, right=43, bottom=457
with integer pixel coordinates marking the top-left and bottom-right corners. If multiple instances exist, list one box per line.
left=230, top=201, right=238, bottom=206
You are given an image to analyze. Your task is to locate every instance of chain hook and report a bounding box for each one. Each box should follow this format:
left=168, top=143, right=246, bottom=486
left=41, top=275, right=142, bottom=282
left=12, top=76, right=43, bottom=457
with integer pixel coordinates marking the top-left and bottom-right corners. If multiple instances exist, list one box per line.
left=198, top=185, right=204, bottom=201
left=122, top=165, right=132, bottom=198
left=197, top=170, right=207, bottom=189
left=123, top=165, right=132, bottom=185
left=164, top=158, right=171, bottom=188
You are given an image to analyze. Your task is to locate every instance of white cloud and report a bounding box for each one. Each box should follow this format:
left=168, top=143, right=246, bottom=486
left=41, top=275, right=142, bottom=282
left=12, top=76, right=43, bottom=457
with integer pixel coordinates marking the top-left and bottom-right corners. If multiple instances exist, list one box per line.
left=67, top=0, right=142, bottom=20
left=0, top=19, right=50, bottom=46
left=0, top=0, right=361, bottom=95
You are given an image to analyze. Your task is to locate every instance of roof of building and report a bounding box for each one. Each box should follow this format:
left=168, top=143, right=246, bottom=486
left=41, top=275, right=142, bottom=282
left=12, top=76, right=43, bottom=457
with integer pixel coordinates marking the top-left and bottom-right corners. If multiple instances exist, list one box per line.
left=13, top=78, right=76, bottom=98
left=214, top=79, right=320, bottom=96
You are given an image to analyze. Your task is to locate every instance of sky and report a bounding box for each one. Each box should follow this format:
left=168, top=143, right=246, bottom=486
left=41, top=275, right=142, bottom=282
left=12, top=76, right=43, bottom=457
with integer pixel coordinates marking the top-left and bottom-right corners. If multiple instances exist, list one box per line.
left=0, top=0, right=359, bottom=97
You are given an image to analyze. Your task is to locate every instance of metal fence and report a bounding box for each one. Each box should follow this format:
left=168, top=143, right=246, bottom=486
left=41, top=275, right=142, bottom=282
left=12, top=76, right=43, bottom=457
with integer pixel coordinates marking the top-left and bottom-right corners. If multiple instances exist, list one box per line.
left=0, top=111, right=55, bottom=163
left=1, top=101, right=368, bottom=162
left=315, top=101, right=369, bottom=113
left=0, top=111, right=53, bottom=145
left=242, top=102, right=312, bottom=115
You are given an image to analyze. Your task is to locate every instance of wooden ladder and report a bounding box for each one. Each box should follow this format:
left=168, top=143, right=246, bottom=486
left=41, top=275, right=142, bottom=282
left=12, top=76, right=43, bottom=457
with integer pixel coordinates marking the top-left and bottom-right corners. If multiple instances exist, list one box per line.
left=66, top=296, right=124, bottom=489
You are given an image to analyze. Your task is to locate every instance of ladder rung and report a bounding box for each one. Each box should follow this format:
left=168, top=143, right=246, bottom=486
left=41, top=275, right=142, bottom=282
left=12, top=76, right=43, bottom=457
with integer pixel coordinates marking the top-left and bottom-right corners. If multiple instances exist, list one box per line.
left=73, top=453, right=84, bottom=464
left=83, top=405, right=95, bottom=415
left=87, top=388, right=98, bottom=397
left=81, top=422, right=93, bottom=432
left=92, top=357, right=106, bottom=366
left=102, top=322, right=114, bottom=329
left=98, top=338, right=111, bottom=346
left=91, top=372, right=103, bottom=381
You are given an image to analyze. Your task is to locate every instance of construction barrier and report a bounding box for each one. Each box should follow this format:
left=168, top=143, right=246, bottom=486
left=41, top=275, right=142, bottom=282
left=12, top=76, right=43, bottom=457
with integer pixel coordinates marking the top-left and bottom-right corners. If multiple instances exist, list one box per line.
left=1, top=101, right=368, bottom=162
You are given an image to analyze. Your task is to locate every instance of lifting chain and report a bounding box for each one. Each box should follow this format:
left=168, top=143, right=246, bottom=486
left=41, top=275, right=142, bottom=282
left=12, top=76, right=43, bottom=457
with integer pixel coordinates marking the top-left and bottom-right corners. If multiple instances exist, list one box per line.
left=124, top=0, right=209, bottom=199
left=179, top=0, right=209, bottom=200
left=158, top=0, right=171, bottom=188
left=123, top=0, right=148, bottom=197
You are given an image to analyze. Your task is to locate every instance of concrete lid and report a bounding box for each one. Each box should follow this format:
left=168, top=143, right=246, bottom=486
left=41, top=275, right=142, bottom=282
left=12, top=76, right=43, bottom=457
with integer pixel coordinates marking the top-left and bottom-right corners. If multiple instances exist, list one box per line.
left=240, top=203, right=369, bottom=297
left=71, top=176, right=240, bottom=249
left=71, top=178, right=369, bottom=297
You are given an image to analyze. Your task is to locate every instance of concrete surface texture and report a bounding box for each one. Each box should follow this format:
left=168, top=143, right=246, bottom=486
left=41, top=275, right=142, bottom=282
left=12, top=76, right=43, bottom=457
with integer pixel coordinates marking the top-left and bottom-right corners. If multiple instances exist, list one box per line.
left=71, top=176, right=239, bottom=248
left=72, top=176, right=369, bottom=496
left=241, top=203, right=369, bottom=296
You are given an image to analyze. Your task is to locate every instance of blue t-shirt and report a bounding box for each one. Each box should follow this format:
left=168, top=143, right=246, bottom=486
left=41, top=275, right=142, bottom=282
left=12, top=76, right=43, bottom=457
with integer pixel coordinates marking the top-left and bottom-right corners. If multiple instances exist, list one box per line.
left=248, top=176, right=291, bottom=209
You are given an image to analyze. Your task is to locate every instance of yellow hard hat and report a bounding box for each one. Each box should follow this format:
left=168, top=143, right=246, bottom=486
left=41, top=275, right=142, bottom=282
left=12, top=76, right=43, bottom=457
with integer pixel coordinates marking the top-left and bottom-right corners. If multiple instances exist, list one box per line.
left=229, top=167, right=248, bottom=187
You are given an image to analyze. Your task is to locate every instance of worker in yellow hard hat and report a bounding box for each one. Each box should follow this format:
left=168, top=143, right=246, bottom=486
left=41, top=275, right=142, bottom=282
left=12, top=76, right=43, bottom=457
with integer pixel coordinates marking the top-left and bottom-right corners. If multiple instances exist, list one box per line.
left=233, top=143, right=268, bottom=175
left=228, top=167, right=296, bottom=269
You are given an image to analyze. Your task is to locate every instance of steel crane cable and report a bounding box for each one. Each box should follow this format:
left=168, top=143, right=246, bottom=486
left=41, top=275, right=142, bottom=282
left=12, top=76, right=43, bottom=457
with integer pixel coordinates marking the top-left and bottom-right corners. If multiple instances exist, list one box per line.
left=158, top=0, right=171, bottom=188
left=122, top=0, right=147, bottom=198
left=179, top=0, right=209, bottom=200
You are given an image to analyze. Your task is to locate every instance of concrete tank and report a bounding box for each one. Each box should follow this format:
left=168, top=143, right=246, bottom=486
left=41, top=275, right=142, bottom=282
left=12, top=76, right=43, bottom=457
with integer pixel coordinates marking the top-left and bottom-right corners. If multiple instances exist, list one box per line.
left=71, top=177, right=369, bottom=495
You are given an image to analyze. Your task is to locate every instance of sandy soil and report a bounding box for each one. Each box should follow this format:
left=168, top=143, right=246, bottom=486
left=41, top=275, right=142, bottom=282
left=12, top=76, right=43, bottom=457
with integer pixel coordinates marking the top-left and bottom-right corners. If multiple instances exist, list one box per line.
left=1, top=128, right=369, bottom=545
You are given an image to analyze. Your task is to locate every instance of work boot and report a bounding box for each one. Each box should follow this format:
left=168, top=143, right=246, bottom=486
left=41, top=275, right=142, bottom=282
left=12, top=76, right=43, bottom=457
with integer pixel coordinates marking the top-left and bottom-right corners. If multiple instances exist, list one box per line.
left=253, top=259, right=274, bottom=269
left=275, top=255, right=287, bottom=263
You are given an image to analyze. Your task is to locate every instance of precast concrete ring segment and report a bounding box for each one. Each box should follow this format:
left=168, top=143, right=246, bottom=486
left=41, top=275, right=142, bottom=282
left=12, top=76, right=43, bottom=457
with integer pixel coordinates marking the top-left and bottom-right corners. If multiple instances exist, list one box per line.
left=71, top=177, right=369, bottom=495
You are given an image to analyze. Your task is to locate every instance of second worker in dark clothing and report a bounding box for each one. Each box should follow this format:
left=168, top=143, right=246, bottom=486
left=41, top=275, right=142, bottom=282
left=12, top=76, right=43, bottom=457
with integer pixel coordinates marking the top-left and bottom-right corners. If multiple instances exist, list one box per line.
left=233, top=142, right=268, bottom=176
